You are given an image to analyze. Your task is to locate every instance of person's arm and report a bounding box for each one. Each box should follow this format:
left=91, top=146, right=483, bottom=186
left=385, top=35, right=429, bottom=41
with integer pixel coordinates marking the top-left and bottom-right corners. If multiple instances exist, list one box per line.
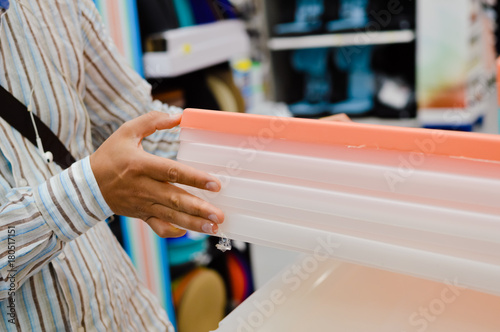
left=79, top=0, right=180, bottom=158
left=0, top=157, right=112, bottom=301
left=78, top=0, right=225, bottom=237
left=1, top=112, right=224, bottom=302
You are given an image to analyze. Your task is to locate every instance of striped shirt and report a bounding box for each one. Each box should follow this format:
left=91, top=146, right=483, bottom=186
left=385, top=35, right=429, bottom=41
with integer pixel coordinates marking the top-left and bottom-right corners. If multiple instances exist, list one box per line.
left=0, top=0, right=181, bottom=330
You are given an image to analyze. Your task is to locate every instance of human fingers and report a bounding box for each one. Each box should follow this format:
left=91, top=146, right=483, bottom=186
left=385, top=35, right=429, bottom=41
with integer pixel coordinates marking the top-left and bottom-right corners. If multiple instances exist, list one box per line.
left=120, top=111, right=182, bottom=142
left=149, top=182, right=224, bottom=225
left=144, top=218, right=187, bottom=238
left=145, top=205, right=219, bottom=236
left=141, top=154, right=221, bottom=192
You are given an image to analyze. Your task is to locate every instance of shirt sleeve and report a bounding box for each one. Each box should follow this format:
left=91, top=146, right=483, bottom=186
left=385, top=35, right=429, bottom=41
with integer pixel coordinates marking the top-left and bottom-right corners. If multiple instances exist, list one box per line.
left=78, top=0, right=181, bottom=159
left=0, top=157, right=113, bottom=301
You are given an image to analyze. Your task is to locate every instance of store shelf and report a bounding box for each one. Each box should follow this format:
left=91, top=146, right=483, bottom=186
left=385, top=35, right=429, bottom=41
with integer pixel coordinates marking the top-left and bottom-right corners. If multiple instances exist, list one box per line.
left=143, top=20, right=250, bottom=78
left=354, top=116, right=420, bottom=127
left=267, top=29, right=416, bottom=51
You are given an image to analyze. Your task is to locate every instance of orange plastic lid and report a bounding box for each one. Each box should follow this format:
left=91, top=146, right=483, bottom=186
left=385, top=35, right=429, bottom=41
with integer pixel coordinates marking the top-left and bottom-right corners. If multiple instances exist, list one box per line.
left=180, top=109, right=500, bottom=163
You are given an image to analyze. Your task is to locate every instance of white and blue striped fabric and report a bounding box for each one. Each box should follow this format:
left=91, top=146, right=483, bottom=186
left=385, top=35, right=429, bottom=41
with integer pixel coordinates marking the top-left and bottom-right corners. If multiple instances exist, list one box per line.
left=0, top=0, right=180, bottom=330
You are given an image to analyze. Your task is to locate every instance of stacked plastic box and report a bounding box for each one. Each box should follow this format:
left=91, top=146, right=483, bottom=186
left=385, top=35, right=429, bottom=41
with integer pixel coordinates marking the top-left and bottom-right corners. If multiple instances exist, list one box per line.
left=216, top=257, right=500, bottom=331
left=177, top=109, right=500, bottom=298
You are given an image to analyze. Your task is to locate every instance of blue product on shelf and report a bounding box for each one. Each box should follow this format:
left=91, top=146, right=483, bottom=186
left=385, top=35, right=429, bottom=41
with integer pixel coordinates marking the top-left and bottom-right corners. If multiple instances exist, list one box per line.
left=167, top=232, right=209, bottom=266
left=327, top=0, right=369, bottom=32
left=189, top=0, right=217, bottom=24
left=275, top=0, right=324, bottom=35
left=289, top=48, right=332, bottom=116
left=173, top=0, right=196, bottom=27
left=330, top=46, right=374, bottom=115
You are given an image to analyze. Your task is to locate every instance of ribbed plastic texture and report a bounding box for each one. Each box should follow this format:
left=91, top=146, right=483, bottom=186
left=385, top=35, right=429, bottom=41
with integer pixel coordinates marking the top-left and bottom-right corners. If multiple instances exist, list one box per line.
left=178, top=109, right=500, bottom=296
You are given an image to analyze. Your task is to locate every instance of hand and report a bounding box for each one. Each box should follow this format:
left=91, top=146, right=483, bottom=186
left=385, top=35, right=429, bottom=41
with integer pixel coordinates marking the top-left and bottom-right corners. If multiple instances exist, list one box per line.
left=90, top=111, right=224, bottom=238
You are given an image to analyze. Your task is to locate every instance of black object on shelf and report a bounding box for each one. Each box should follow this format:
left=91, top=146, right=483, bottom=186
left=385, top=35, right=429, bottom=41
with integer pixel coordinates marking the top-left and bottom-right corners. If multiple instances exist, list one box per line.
left=137, top=0, right=179, bottom=48
left=371, top=42, right=416, bottom=118
left=367, top=0, right=416, bottom=31
left=149, top=65, right=224, bottom=111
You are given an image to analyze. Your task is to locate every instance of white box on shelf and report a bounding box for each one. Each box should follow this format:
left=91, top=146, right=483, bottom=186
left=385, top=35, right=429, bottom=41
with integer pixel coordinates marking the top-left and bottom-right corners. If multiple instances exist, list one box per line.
left=143, top=20, right=251, bottom=78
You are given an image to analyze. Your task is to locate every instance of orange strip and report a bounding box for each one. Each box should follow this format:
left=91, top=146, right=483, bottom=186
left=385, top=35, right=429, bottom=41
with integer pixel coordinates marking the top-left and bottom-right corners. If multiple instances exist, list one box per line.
left=172, top=268, right=204, bottom=307
left=180, top=109, right=500, bottom=163
left=107, top=0, right=125, bottom=56
left=139, top=222, right=153, bottom=289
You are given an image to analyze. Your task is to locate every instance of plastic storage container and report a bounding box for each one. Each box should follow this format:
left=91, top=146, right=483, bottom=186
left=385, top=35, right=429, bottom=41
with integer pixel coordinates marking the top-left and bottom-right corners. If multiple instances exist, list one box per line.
left=214, top=256, right=500, bottom=331
left=177, top=109, right=500, bottom=296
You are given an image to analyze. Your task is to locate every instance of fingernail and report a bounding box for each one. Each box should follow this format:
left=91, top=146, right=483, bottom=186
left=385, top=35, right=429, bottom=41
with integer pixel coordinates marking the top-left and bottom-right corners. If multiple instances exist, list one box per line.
left=168, top=114, right=182, bottom=123
left=208, top=214, right=220, bottom=224
left=205, top=181, right=219, bottom=192
left=202, top=222, right=217, bottom=235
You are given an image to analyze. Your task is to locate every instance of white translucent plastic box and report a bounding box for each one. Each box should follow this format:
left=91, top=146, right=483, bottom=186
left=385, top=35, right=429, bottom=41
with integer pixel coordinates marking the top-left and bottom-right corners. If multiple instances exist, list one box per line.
left=214, top=256, right=500, bottom=331
left=177, top=109, right=500, bottom=296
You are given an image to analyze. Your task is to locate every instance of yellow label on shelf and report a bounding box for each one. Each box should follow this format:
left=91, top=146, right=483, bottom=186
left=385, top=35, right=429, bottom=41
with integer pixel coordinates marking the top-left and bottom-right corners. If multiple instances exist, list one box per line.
left=233, top=58, right=252, bottom=72
left=182, top=44, right=192, bottom=55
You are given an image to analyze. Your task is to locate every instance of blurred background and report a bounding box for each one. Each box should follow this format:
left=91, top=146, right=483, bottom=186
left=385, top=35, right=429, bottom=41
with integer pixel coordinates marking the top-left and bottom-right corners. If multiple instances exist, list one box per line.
left=96, top=0, right=500, bottom=331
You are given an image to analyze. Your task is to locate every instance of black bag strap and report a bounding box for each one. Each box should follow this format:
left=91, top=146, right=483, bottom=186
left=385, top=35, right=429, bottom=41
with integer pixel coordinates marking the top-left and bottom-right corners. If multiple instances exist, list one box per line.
left=0, top=85, right=76, bottom=169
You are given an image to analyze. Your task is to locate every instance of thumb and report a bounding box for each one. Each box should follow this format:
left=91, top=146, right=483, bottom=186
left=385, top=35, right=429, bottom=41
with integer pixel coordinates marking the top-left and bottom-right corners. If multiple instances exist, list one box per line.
left=123, top=111, right=182, bottom=140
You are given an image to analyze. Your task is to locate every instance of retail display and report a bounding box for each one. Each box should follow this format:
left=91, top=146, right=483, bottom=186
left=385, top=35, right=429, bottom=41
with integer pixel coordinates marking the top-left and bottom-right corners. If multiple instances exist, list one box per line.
left=265, top=0, right=417, bottom=118
left=288, top=45, right=375, bottom=116
left=94, top=0, right=143, bottom=74
left=330, top=45, right=374, bottom=115
left=289, top=48, right=332, bottom=115
left=173, top=0, right=196, bottom=27
left=327, top=0, right=369, bottom=32
left=274, top=0, right=324, bottom=35
left=417, top=0, right=498, bottom=131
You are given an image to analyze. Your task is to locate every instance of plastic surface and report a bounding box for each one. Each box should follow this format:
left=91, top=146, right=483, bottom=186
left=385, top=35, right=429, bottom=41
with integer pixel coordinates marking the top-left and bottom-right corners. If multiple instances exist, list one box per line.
left=214, top=256, right=500, bottom=332
left=178, top=109, right=500, bottom=296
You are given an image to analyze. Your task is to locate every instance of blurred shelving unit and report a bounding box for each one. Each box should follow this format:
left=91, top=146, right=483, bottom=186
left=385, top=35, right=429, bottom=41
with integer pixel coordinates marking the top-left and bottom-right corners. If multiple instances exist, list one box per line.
left=259, top=0, right=418, bottom=122
left=417, top=0, right=498, bottom=133
left=258, top=0, right=498, bottom=132
left=267, top=29, right=415, bottom=50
